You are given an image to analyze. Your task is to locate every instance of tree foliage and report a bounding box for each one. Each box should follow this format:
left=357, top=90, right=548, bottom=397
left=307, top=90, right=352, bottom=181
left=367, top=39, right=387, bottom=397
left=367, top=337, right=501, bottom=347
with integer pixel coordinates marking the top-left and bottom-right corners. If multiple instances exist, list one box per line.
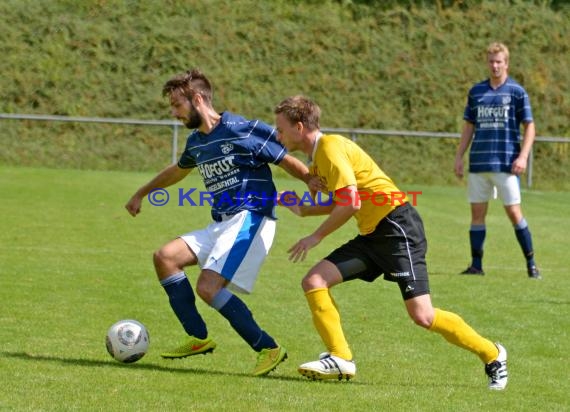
left=0, top=0, right=568, bottom=188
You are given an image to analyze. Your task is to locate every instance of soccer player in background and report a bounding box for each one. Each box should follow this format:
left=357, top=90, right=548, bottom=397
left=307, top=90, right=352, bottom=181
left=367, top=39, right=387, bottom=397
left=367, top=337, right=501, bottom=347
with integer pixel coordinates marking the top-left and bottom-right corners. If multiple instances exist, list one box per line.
left=454, top=42, right=541, bottom=279
left=274, top=95, right=508, bottom=390
left=125, top=69, right=310, bottom=376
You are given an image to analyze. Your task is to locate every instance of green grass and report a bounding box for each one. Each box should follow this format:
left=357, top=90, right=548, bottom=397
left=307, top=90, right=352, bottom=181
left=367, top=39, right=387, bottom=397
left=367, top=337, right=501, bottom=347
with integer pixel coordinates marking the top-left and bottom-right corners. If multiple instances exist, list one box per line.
left=0, top=165, right=568, bottom=411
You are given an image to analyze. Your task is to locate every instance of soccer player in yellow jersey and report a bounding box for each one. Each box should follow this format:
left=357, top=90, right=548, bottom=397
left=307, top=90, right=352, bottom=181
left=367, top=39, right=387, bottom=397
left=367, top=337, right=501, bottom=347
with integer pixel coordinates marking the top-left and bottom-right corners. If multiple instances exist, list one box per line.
left=274, top=95, right=508, bottom=390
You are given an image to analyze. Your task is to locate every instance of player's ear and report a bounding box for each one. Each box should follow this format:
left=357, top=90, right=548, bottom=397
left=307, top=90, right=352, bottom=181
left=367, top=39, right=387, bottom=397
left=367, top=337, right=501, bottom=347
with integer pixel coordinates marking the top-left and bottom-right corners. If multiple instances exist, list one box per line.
left=296, top=121, right=304, bottom=133
left=190, top=93, right=203, bottom=106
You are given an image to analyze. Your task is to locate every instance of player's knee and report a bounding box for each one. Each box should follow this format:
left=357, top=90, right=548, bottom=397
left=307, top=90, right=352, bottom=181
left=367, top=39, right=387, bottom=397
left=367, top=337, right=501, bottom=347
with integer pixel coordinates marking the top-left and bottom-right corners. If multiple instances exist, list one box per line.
left=409, top=312, right=433, bottom=329
left=152, top=249, right=164, bottom=267
left=195, top=281, right=214, bottom=303
left=153, top=248, right=170, bottom=267
left=152, top=248, right=180, bottom=280
left=300, top=276, right=312, bottom=292
left=301, top=273, right=326, bottom=292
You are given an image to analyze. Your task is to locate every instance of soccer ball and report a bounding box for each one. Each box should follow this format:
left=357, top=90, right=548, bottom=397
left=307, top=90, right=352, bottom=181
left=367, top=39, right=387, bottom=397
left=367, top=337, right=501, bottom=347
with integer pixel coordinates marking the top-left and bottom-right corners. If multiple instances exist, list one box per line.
left=105, top=319, right=150, bottom=363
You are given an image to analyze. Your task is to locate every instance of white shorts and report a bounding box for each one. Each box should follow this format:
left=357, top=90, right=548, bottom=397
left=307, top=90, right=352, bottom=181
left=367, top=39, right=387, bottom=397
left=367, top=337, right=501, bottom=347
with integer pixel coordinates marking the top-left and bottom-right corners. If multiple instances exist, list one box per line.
left=467, top=172, right=521, bottom=205
left=180, top=210, right=275, bottom=294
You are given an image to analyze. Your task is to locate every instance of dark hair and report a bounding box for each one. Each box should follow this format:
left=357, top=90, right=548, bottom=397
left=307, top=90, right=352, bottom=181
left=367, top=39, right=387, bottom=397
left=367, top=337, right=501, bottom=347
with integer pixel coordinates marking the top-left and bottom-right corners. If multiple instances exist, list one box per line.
left=162, top=68, right=213, bottom=103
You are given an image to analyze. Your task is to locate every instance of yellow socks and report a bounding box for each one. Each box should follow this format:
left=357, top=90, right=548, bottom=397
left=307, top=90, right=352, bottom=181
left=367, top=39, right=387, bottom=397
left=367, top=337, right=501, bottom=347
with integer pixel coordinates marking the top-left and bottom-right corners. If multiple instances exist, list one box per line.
left=305, top=288, right=352, bottom=360
left=429, top=308, right=499, bottom=364
left=305, top=291, right=498, bottom=364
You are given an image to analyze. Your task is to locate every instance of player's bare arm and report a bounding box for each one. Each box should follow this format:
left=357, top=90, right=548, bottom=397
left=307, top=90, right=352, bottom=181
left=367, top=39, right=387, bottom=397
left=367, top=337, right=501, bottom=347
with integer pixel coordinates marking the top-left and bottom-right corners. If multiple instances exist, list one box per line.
left=277, top=154, right=310, bottom=183
left=287, top=186, right=360, bottom=262
left=277, top=190, right=334, bottom=217
left=307, top=175, right=327, bottom=195
left=125, top=164, right=191, bottom=216
left=512, top=121, right=536, bottom=175
left=455, top=122, right=475, bottom=178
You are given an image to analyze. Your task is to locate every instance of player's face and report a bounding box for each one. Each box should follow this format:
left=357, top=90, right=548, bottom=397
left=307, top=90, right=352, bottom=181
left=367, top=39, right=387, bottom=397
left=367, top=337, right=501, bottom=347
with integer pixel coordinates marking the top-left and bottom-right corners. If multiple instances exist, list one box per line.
left=275, top=113, right=302, bottom=151
left=487, top=52, right=508, bottom=80
left=170, top=91, right=201, bottom=129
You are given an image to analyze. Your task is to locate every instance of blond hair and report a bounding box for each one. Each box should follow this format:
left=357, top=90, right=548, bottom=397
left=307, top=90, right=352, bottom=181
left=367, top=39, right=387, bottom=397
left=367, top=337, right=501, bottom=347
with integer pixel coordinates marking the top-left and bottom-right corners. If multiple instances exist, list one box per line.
left=487, top=42, right=510, bottom=63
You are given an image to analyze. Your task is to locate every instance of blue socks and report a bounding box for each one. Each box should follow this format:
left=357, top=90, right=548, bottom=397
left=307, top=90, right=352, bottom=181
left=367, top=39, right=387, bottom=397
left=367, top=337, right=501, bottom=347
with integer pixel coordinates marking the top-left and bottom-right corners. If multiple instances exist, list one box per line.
left=211, top=288, right=277, bottom=352
left=514, top=218, right=536, bottom=268
left=161, top=274, right=276, bottom=351
left=160, top=272, right=208, bottom=339
left=469, top=219, right=536, bottom=270
left=469, top=225, right=486, bottom=270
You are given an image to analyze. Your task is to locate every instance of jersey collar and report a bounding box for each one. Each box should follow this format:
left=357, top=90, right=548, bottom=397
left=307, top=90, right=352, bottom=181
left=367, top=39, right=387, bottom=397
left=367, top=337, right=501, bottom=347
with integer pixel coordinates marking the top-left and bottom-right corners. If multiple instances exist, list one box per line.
left=309, top=131, right=323, bottom=164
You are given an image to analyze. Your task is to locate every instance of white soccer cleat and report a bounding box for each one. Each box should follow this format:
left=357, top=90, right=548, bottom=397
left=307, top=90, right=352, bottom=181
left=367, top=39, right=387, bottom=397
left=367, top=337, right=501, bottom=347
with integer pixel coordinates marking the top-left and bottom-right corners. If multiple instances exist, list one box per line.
left=485, top=343, right=508, bottom=390
left=298, top=353, right=356, bottom=381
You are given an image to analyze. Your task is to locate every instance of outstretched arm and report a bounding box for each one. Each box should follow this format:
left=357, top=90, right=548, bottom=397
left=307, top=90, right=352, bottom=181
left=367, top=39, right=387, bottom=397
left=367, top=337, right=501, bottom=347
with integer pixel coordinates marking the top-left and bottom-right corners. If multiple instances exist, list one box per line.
left=287, top=185, right=360, bottom=262
left=125, top=164, right=191, bottom=216
left=277, top=154, right=310, bottom=184
left=278, top=190, right=334, bottom=217
left=278, top=154, right=327, bottom=200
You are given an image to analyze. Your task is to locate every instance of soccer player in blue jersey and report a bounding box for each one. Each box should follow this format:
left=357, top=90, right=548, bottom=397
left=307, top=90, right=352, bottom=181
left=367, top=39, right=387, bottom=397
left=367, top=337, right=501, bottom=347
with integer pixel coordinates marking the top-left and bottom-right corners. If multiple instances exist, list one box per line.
left=454, top=42, right=541, bottom=279
left=125, top=68, right=310, bottom=376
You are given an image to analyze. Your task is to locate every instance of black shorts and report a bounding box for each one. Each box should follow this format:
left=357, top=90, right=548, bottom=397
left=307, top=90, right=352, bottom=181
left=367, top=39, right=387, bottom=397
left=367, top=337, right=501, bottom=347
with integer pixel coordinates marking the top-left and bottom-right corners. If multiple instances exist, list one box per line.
left=325, top=202, right=430, bottom=300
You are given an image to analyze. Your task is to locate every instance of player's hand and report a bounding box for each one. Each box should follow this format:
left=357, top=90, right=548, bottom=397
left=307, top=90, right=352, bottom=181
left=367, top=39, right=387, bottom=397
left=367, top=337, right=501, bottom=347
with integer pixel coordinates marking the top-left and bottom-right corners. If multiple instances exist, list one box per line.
left=454, top=158, right=464, bottom=179
left=125, top=195, right=142, bottom=217
left=511, top=156, right=528, bottom=175
left=307, top=175, right=326, bottom=193
left=287, top=234, right=321, bottom=262
left=277, top=191, right=303, bottom=216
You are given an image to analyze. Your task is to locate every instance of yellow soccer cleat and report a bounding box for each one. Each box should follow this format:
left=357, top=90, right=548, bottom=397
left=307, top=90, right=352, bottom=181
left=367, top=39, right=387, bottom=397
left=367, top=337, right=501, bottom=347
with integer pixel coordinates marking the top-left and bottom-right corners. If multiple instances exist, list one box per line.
left=253, top=345, right=288, bottom=376
left=161, top=336, right=217, bottom=359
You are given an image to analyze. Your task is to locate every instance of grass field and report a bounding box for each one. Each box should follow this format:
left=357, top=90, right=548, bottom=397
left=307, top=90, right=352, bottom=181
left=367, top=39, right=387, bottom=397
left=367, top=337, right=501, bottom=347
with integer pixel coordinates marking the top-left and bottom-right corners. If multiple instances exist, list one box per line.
left=0, top=165, right=568, bottom=411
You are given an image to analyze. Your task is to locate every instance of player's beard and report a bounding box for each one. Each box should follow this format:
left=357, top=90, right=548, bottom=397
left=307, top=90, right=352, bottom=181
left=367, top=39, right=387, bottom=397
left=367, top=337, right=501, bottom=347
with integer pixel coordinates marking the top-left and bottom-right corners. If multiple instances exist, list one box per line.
left=184, top=103, right=202, bottom=129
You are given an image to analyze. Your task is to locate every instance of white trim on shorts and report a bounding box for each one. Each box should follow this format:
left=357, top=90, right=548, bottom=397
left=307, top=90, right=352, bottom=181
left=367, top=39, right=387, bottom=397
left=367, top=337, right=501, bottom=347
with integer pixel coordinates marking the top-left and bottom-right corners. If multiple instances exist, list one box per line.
left=467, top=172, right=521, bottom=205
left=179, top=210, right=276, bottom=294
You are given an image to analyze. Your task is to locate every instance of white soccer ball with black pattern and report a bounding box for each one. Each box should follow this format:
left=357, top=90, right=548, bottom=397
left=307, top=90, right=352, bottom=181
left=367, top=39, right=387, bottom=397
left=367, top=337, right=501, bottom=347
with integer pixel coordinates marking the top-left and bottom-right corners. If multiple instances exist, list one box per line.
left=105, top=319, right=150, bottom=363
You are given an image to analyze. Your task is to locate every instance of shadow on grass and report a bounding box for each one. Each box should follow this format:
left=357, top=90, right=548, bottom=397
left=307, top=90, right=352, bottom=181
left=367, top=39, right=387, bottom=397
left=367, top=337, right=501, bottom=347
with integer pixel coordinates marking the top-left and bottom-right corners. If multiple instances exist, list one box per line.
left=0, top=351, right=371, bottom=385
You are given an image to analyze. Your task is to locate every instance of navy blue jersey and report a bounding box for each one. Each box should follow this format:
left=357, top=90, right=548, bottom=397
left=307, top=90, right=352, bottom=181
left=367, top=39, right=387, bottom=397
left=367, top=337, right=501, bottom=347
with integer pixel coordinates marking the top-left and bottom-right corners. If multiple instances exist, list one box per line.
left=463, top=77, right=533, bottom=173
left=177, top=112, right=287, bottom=221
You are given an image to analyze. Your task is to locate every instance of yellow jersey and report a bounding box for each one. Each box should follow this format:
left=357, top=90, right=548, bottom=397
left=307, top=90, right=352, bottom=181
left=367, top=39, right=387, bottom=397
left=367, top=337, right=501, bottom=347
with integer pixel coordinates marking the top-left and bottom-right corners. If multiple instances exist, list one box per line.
left=310, top=134, right=407, bottom=235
